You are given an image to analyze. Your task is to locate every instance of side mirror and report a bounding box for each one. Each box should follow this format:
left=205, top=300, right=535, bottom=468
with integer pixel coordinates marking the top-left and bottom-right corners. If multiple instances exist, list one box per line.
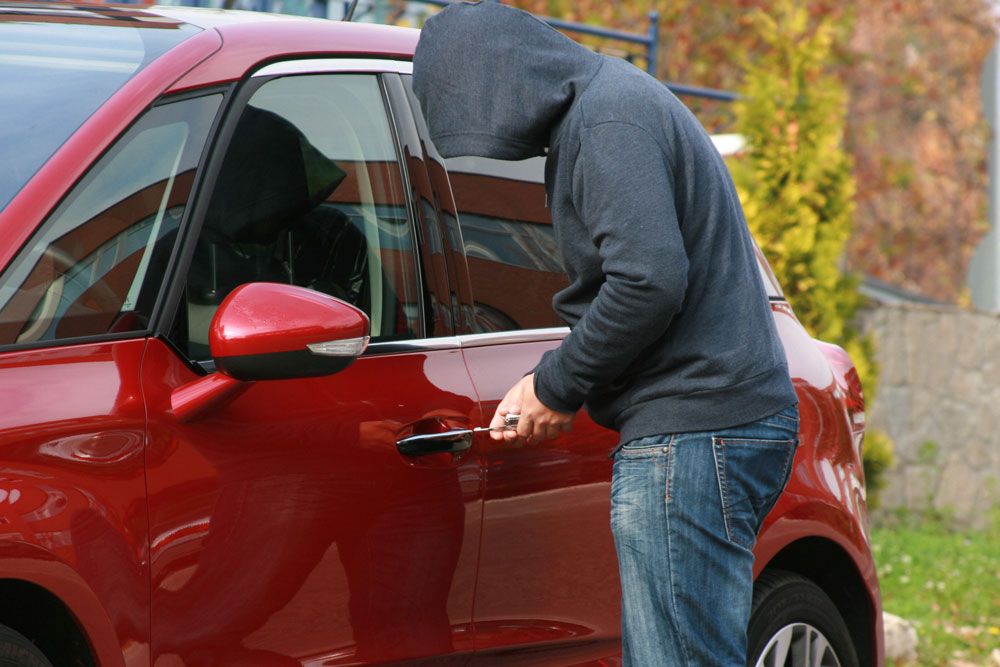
left=210, top=282, right=370, bottom=381
left=170, top=283, right=369, bottom=422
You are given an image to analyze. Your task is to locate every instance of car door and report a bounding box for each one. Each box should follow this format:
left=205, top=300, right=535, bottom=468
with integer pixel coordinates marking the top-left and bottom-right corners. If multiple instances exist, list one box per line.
left=433, top=151, right=623, bottom=664
left=141, top=64, right=484, bottom=665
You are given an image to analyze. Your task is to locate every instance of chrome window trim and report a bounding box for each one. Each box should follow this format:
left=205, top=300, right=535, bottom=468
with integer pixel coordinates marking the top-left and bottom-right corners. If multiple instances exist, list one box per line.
left=457, top=327, right=569, bottom=348
left=365, top=337, right=461, bottom=353
left=362, top=327, right=570, bottom=355
left=253, top=58, right=413, bottom=78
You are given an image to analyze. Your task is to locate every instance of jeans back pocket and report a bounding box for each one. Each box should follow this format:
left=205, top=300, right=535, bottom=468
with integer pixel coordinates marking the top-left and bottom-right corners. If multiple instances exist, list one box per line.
left=711, top=436, right=797, bottom=550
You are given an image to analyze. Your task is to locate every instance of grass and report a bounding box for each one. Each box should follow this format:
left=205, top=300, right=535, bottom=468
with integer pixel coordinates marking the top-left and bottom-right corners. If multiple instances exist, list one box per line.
left=871, top=509, right=1000, bottom=666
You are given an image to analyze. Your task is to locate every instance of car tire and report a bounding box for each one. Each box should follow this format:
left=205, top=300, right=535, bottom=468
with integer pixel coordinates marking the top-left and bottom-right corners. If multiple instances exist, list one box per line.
left=748, top=569, right=860, bottom=667
left=0, top=626, right=52, bottom=667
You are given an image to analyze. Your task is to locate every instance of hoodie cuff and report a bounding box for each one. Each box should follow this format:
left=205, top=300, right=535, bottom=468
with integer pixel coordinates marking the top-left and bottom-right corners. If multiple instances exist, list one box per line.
left=532, top=350, right=582, bottom=414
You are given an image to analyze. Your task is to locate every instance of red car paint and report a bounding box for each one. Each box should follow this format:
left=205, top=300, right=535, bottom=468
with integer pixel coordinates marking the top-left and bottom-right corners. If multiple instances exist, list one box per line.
left=0, top=5, right=882, bottom=666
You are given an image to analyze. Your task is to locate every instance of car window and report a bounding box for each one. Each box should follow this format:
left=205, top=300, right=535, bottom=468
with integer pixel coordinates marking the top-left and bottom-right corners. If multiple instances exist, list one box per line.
left=0, top=6, right=200, bottom=211
left=0, top=94, right=221, bottom=347
left=175, top=73, right=421, bottom=361
left=445, top=156, right=568, bottom=332
left=753, top=245, right=784, bottom=299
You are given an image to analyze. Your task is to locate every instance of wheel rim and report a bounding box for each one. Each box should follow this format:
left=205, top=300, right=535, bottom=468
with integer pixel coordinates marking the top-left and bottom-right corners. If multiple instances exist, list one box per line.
left=754, top=622, right=843, bottom=667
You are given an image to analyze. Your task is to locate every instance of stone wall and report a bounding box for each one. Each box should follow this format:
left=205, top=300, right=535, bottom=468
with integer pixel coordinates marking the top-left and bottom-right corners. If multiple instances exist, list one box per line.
left=859, top=302, right=1000, bottom=527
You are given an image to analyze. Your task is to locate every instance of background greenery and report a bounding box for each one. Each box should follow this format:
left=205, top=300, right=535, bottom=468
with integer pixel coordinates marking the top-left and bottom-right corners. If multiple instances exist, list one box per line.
left=497, top=0, right=996, bottom=304
left=874, top=510, right=1000, bottom=666
left=727, top=0, right=894, bottom=503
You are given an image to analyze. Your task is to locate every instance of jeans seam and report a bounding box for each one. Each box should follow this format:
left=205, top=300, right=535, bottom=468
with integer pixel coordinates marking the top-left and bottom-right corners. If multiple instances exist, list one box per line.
left=770, top=413, right=800, bottom=425
left=711, top=436, right=734, bottom=546
left=663, top=436, right=692, bottom=665
left=663, top=434, right=674, bottom=503
left=780, top=439, right=796, bottom=480
left=774, top=438, right=798, bottom=506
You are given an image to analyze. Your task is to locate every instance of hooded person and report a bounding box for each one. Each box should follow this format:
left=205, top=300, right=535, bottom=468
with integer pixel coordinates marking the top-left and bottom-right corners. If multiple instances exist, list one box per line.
left=413, top=4, right=800, bottom=666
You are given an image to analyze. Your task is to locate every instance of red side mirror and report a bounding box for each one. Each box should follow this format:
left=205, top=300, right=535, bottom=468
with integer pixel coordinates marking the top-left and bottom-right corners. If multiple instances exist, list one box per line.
left=171, top=283, right=371, bottom=422
left=209, top=282, right=370, bottom=381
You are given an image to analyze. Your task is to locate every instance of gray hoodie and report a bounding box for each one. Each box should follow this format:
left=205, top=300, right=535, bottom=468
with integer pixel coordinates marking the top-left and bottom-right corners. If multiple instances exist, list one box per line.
left=413, top=2, right=797, bottom=444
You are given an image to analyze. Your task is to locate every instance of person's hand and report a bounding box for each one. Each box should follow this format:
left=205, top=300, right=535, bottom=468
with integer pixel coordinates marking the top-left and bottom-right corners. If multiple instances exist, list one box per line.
left=489, top=373, right=574, bottom=445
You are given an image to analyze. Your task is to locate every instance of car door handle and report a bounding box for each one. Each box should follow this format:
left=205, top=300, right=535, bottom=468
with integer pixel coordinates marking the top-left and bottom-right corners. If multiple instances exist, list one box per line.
left=396, top=429, right=473, bottom=456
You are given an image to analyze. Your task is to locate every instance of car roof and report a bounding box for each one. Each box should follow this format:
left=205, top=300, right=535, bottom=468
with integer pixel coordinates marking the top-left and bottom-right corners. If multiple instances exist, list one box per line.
left=144, top=5, right=419, bottom=91
left=1, top=3, right=418, bottom=91
left=148, top=4, right=329, bottom=29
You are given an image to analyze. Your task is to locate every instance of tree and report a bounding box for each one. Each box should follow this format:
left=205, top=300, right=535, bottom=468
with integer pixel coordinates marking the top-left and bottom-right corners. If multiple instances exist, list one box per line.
left=729, top=0, right=891, bottom=502
left=732, top=3, right=856, bottom=342
left=845, top=1, right=994, bottom=302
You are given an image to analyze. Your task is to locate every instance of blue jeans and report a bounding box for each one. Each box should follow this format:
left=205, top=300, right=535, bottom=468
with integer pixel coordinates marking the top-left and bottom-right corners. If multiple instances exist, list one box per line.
left=609, top=404, right=799, bottom=666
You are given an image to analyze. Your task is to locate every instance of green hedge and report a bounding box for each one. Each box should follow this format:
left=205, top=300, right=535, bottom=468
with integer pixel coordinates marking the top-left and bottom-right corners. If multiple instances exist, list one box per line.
left=729, top=0, right=893, bottom=505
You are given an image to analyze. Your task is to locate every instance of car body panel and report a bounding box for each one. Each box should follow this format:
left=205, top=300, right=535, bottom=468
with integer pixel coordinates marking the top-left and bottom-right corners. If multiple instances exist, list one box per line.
left=140, top=337, right=483, bottom=664
left=461, top=338, right=621, bottom=664
left=0, top=339, right=150, bottom=667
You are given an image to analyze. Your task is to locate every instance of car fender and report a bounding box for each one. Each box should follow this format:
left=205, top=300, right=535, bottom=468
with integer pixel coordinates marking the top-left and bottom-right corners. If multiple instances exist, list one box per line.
left=0, top=539, right=125, bottom=667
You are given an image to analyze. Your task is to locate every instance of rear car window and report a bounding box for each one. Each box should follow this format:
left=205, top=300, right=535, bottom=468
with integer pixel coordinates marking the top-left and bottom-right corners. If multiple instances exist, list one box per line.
left=446, top=156, right=569, bottom=332
left=0, top=4, right=200, bottom=210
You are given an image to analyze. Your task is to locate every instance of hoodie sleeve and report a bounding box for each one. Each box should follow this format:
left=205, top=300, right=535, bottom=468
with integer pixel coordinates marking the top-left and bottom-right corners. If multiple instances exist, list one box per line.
left=532, top=121, right=689, bottom=414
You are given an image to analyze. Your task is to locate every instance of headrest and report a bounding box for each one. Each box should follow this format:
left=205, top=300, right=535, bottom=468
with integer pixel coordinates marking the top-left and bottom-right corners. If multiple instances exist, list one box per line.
left=204, top=106, right=346, bottom=244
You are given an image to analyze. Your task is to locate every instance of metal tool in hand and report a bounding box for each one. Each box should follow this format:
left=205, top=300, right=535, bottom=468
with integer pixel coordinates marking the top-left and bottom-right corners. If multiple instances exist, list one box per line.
left=396, top=413, right=521, bottom=456
left=472, top=412, right=520, bottom=433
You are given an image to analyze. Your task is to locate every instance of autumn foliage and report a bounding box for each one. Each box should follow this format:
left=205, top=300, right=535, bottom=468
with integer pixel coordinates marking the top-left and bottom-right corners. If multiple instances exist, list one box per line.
left=497, top=0, right=997, bottom=303
left=845, top=1, right=995, bottom=302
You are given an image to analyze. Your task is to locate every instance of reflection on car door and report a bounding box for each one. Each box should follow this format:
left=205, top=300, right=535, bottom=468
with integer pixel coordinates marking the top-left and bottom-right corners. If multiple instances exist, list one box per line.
left=441, top=155, right=623, bottom=664
left=0, top=93, right=223, bottom=657
left=142, top=70, right=484, bottom=665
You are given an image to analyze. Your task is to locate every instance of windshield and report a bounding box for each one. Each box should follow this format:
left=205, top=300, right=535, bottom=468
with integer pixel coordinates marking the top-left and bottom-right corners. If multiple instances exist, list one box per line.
left=0, top=4, right=200, bottom=211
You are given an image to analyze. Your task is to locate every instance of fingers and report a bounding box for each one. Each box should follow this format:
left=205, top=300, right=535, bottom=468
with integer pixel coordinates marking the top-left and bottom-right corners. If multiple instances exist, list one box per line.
left=523, top=417, right=568, bottom=445
left=488, top=394, right=573, bottom=445
left=523, top=416, right=574, bottom=444
left=490, top=400, right=521, bottom=441
left=488, top=408, right=506, bottom=441
left=506, top=412, right=530, bottom=445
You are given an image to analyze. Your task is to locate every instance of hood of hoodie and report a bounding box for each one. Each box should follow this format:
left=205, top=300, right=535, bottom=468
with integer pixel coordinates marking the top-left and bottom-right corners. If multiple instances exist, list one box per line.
left=412, top=1, right=602, bottom=160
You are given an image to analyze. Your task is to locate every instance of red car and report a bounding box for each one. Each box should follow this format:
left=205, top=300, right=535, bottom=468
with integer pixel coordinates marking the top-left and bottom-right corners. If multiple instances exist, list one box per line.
left=0, top=4, right=881, bottom=666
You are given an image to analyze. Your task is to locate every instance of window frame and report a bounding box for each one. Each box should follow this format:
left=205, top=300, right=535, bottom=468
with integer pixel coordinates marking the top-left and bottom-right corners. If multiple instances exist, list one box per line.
left=154, top=61, right=433, bottom=372
left=752, top=244, right=787, bottom=302
left=397, top=73, right=578, bottom=347
left=0, top=85, right=231, bottom=356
